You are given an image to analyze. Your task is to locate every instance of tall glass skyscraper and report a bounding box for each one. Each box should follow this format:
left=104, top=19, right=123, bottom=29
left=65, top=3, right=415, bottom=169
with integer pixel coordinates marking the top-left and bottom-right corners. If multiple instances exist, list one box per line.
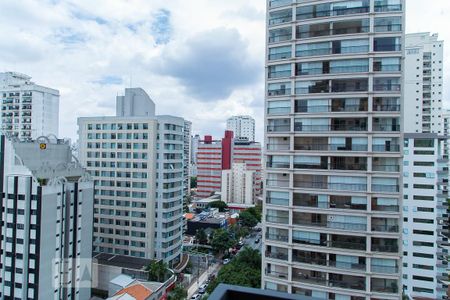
left=263, top=1, right=405, bottom=299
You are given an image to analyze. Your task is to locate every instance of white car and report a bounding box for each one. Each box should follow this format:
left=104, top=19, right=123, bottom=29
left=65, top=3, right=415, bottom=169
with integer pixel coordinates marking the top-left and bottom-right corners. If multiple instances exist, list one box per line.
left=191, top=294, right=201, bottom=300
left=223, top=258, right=230, bottom=265
left=198, top=284, right=208, bottom=294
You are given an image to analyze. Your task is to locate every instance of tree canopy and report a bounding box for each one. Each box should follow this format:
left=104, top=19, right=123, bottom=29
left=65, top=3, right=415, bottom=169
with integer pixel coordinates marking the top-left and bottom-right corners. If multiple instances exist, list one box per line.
left=238, top=210, right=258, bottom=228
left=145, top=260, right=169, bottom=282
left=195, top=228, right=208, bottom=245
left=210, top=228, right=236, bottom=254
left=168, top=285, right=187, bottom=300
left=206, top=247, right=261, bottom=294
left=208, top=200, right=228, bottom=212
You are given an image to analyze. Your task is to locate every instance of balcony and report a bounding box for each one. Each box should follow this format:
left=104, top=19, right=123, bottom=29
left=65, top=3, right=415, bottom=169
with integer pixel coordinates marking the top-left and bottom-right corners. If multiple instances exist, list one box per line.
left=293, top=234, right=366, bottom=252
left=372, top=124, right=400, bottom=132
left=372, top=104, right=400, bottom=112
left=269, top=0, right=291, bottom=8
left=267, top=124, right=291, bottom=133
left=293, top=255, right=366, bottom=272
left=268, top=88, right=291, bottom=96
left=293, top=195, right=367, bottom=211
left=371, top=265, right=399, bottom=274
left=372, top=165, right=400, bottom=172
left=295, top=104, right=368, bottom=113
left=372, top=144, right=400, bottom=152
left=267, top=179, right=290, bottom=188
left=294, top=180, right=367, bottom=192
left=292, top=269, right=366, bottom=291
left=374, top=4, right=402, bottom=12
left=266, top=250, right=289, bottom=261
left=371, top=239, right=398, bottom=253
left=373, top=84, right=401, bottom=92
left=268, top=70, right=292, bottom=79
left=371, top=184, right=399, bottom=193
left=294, top=124, right=368, bottom=132
left=371, top=278, right=399, bottom=294
left=267, top=143, right=290, bottom=151
left=265, top=269, right=288, bottom=280
left=295, top=143, right=368, bottom=152
left=371, top=224, right=399, bottom=233
left=269, top=33, right=292, bottom=44
left=266, top=232, right=289, bottom=243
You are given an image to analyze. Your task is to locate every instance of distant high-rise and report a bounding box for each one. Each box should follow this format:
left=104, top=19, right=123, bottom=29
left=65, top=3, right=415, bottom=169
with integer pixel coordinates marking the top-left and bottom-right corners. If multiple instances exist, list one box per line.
left=0, top=72, right=59, bottom=140
left=402, top=33, right=448, bottom=299
left=226, top=115, right=256, bottom=141
left=404, top=33, right=444, bottom=134
left=221, top=162, right=256, bottom=206
left=183, top=120, right=192, bottom=200
left=196, top=131, right=261, bottom=199
left=263, top=0, right=404, bottom=298
left=78, top=88, right=185, bottom=266
left=0, top=135, right=94, bottom=300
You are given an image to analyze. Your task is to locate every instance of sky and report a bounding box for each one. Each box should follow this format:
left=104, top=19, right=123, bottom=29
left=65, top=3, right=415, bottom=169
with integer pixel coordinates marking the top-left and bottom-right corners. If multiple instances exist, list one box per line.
left=0, top=0, right=449, bottom=143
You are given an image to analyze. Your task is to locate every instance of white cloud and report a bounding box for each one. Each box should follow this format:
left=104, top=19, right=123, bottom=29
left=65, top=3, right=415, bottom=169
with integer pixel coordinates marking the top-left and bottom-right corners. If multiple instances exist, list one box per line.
left=0, top=0, right=448, bottom=143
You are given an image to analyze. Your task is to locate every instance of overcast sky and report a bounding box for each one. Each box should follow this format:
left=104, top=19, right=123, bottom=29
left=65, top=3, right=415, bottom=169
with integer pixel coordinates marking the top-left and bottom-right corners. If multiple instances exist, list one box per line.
left=0, top=0, right=449, bottom=142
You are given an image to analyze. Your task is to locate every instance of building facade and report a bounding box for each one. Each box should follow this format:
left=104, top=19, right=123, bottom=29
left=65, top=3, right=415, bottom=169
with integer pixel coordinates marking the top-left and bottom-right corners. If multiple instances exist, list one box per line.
left=0, top=135, right=94, bottom=300
left=78, top=88, right=184, bottom=266
left=221, top=162, right=255, bottom=206
left=0, top=72, right=59, bottom=140
left=183, top=121, right=192, bottom=201
left=404, top=33, right=444, bottom=134
left=263, top=0, right=404, bottom=298
left=402, top=134, right=448, bottom=299
left=196, top=131, right=261, bottom=200
left=226, top=115, right=256, bottom=141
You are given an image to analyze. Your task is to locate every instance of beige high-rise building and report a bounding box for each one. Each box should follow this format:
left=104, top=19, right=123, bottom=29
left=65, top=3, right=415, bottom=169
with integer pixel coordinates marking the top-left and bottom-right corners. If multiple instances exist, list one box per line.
left=263, top=0, right=405, bottom=298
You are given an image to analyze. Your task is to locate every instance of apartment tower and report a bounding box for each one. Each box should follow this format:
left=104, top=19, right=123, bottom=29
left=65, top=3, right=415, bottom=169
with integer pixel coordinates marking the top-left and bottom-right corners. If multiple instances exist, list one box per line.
left=0, top=135, right=94, bottom=300
left=401, top=33, right=448, bottom=299
left=404, top=33, right=444, bottom=134
left=78, top=88, right=185, bottom=266
left=264, top=0, right=404, bottom=299
left=226, top=115, right=256, bottom=141
left=0, top=72, right=59, bottom=140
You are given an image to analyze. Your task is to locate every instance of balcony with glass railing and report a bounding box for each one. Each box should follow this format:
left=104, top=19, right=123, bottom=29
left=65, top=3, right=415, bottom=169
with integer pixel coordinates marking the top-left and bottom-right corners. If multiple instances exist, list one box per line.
left=371, top=278, right=399, bottom=294
left=265, top=245, right=288, bottom=262
left=371, top=198, right=399, bottom=212
left=371, top=218, right=399, bottom=233
left=268, top=0, right=291, bottom=9
left=266, top=228, right=289, bottom=243
left=292, top=250, right=366, bottom=272
left=269, top=9, right=292, bottom=26
left=292, top=268, right=366, bottom=291
left=371, top=238, right=398, bottom=253
left=293, top=212, right=367, bottom=232
left=269, top=28, right=292, bottom=43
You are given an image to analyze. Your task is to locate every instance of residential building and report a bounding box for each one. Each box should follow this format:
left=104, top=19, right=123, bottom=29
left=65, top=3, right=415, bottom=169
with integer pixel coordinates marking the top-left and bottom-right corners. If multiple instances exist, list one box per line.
left=0, top=72, right=59, bottom=140
left=0, top=135, right=94, bottom=300
left=264, top=0, right=404, bottom=298
left=443, top=109, right=450, bottom=156
left=78, top=88, right=185, bottom=266
left=226, top=115, right=256, bottom=141
left=209, top=284, right=314, bottom=300
left=183, top=121, right=192, bottom=201
left=404, top=33, right=444, bottom=134
left=402, top=134, right=449, bottom=299
left=191, top=134, right=200, bottom=164
left=196, top=131, right=261, bottom=200
left=221, top=162, right=255, bottom=206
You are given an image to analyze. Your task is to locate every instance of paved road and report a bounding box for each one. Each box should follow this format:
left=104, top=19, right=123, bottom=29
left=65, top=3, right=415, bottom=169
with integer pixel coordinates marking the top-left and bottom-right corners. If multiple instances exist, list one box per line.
left=187, top=263, right=220, bottom=298
left=242, top=228, right=262, bottom=252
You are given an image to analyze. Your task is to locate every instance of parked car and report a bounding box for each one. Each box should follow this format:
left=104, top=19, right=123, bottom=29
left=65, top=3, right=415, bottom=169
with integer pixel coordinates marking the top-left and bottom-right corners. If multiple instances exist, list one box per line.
left=223, top=258, right=231, bottom=265
left=198, top=284, right=208, bottom=294
left=255, top=238, right=260, bottom=244
left=191, top=294, right=201, bottom=300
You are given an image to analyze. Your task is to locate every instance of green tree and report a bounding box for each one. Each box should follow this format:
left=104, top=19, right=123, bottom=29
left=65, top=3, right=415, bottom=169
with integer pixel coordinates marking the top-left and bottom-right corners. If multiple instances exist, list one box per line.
left=208, top=201, right=228, bottom=212
left=168, top=285, right=187, bottom=300
left=238, top=210, right=258, bottom=228
left=206, top=247, right=261, bottom=294
left=246, top=205, right=262, bottom=222
left=190, top=176, right=197, bottom=188
left=229, top=224, right=249, bottom=240
left=210, top=228, right=235, bottom=254
left=195, top=228, right=208, bottom=245
left=145, top=260, right=168, bottom=282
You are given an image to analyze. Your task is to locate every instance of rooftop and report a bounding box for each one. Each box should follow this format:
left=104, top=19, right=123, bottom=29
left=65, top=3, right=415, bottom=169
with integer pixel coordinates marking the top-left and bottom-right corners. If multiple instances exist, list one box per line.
left=93, top=253, right=152, bottom=271
left=209, top=284, right=316, bottom=300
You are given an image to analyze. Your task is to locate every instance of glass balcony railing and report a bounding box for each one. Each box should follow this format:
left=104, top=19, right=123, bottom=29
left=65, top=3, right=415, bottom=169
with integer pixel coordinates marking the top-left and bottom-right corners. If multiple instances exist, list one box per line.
left=267, top=124, right=291, bottom=132
left=269, top=34, right=292, bottom=43
left=267, top=143, right=290, bottom=151
left=374, top=4, right=402, bottom=12
left=269, top=52, right=291, bottom=60
left=266, top=251, right=288, bottom=261
left=372, top=124, right=400, bottom=132
left=293, top=256, right=366, bottom=272
left=371, top=224, right=399, bottom=233
left=268, top=70, right=292, bottom=79
left=269, top=0, right=291, bottom=8
left=266, top=232, right=289, bottom=243
left=371, top=184, right=399, bottom=193
left=371, top=244, right=398, bottom=253
left=294, top=219, right=367, bottom=231
left=294, top=181, right=367, bottom=192
left=295, top=143, right=368, bottom=151
left=372, top=165, right=400, bottom=172
left=294, top=124, right=368, bottom=132
left=268, top=88, right=291, bottom=96
left=371, top=265, right=399, bottom=274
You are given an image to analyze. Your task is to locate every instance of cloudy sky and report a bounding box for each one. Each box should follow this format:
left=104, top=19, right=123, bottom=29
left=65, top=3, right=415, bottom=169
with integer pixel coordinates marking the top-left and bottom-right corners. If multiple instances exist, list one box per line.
left=0, top=0, right=449, bottom=142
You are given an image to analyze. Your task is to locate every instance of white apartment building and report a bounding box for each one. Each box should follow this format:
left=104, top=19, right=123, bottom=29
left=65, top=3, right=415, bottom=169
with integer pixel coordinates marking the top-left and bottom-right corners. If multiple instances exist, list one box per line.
left=263, top=0, right=404, bottom=299
left=226, top=115, right=256, bottom=141
left=402, top=134, right=448, bottom=299
left=404, top=33, right=444, bottom=134
left=0, top=135, right=94, bottom=300
left=183, top=121, right=192, bottom=200
left=0, top=72, right=59, bottom=140
left=221, top=162, right=255, bottom=206
left=78, top=88, right=184, bottom=266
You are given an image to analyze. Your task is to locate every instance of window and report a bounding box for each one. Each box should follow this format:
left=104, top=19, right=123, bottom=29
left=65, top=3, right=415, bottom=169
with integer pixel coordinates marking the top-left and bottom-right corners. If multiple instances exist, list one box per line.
left=374, top=37, right=401, bottom=52
left=413, top=253, right=433, bottom=259
left=413, top=230, right=433, bottom=235
left=413, top=218, right=434, bottom=224
left=414, top=139, right=434, bottom=147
